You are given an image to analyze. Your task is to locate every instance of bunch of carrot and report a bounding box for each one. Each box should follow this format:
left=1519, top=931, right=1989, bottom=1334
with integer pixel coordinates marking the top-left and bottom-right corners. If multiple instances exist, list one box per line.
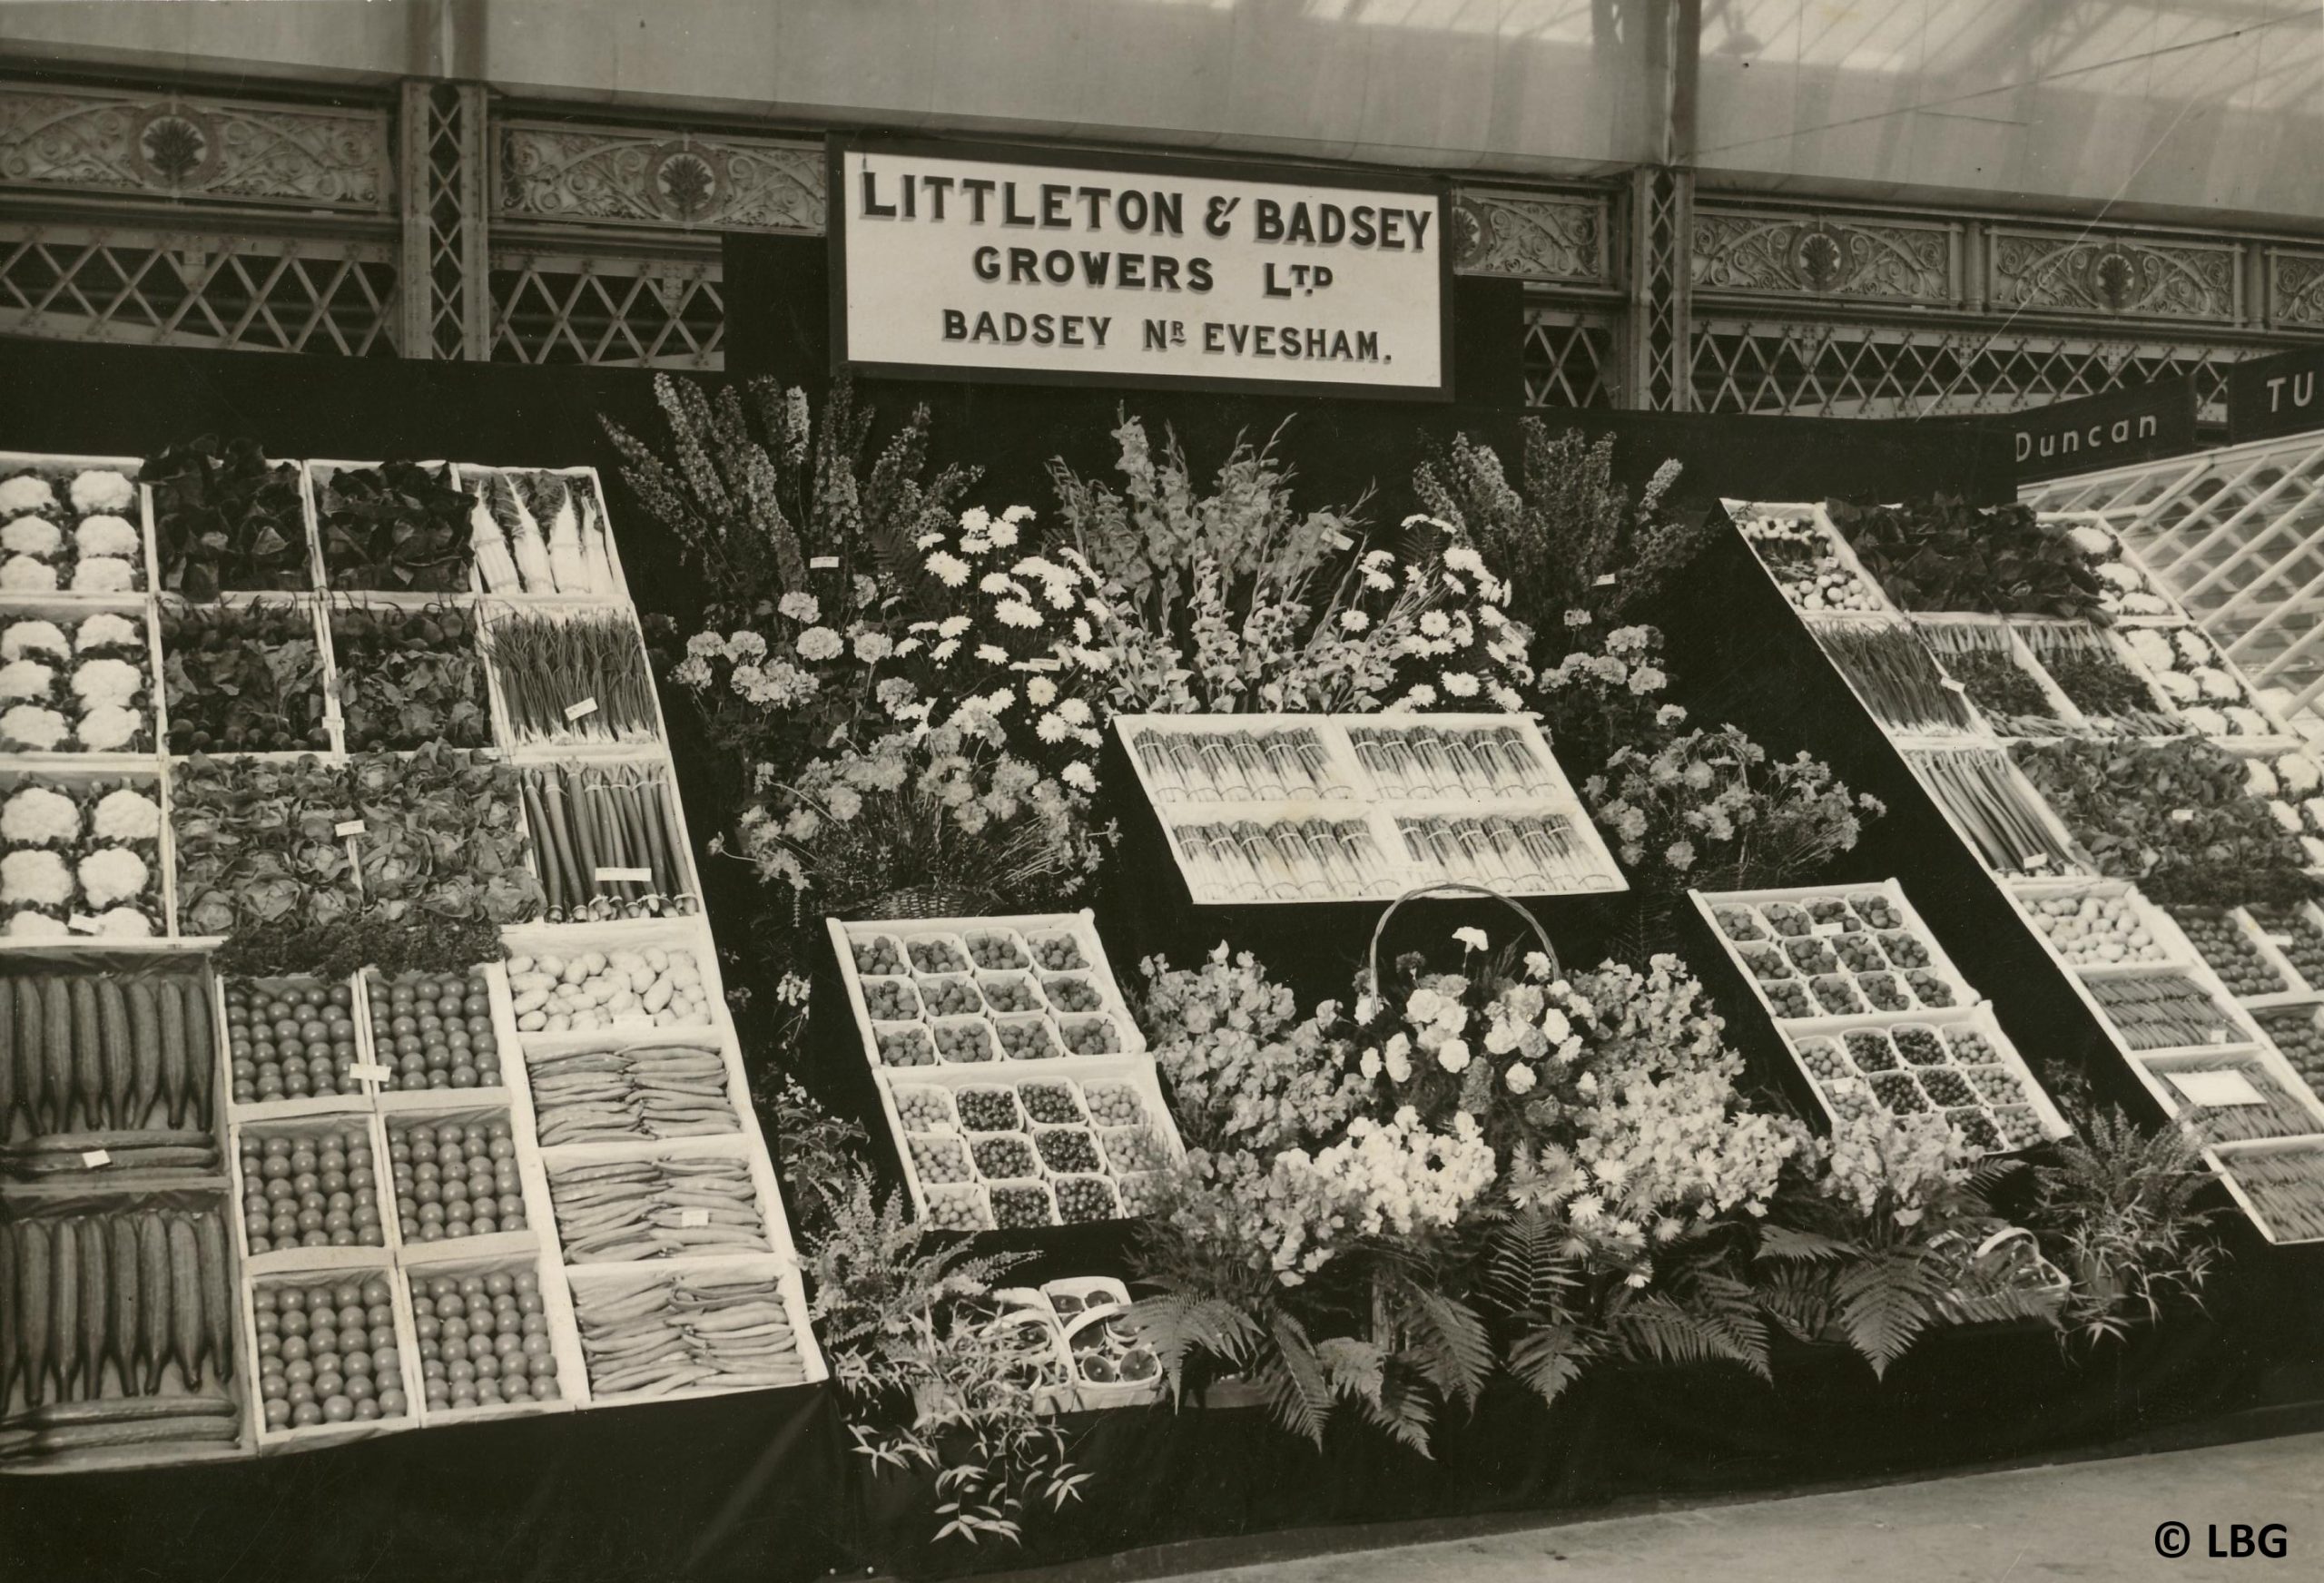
left=519, top=762, right=698, bottom=920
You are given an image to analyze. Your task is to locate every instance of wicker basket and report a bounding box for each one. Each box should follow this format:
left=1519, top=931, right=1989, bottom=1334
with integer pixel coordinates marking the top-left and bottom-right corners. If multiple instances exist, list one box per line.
left=858, top=883, right=997, bottom=922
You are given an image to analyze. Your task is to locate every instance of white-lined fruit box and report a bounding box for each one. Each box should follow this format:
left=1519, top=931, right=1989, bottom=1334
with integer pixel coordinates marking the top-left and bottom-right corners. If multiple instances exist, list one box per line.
left=829, top=910, right=1147, bottom=1069
left=994, top=1276, right=1164, bottom=1412
left=1898, top=744, right=2092, bottom=880
left=1799, top=611, right=1996, bottom=745
left=0, top=764, right=176, bottom=946
left=2007, top=877, right=2190, bottom=975
left=401, top=1248, right=586, bottom=1428
left=1775, top=1001, right=2072, bottom=1150
left=1723, top=499, right=1894, bottom=616
left=875, top=1055, right=1183, bottom=1228
left=1910, top=615, right=2088, bottom=742
left=1691, top=880, right=1978, bottom=1024
left=1114, top=712, right=1623, bottom=904
left=240, top=1254, right=422, bottom=1454
left=2031, top=512, right=2191, bottom=629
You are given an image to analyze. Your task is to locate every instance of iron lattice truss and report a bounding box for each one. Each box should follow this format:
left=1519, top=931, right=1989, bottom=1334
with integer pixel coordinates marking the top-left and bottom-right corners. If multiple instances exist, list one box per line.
left=490, top=249, right=724, bottom=368
left=0, top=220, right=398, bottom=354
left=1520, top=305, right=1618, bottom=408
left=2025, top=436, right=2324, bottom=719
left=1692, top=317, right=2269, bottom=424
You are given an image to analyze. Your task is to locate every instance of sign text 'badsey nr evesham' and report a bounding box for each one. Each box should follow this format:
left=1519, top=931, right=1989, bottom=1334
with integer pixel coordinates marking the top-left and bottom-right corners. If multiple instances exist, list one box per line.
left=830, top=141, right=1448, bottom=398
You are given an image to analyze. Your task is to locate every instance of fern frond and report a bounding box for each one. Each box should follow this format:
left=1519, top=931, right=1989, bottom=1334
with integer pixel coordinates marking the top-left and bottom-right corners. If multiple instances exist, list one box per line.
left=1753, top=1224, right=1860, bottom=1263
left=1124, top=1292, right=1263, bottom=1403
left=1506, top=1325, right=1592, bottom=1410
left=1833, top=1253, right=1943, bottom=1378
left=1395, top=1285, right=1493, bottom=1411
left=1265, top=1313, right=1333, bottom=1450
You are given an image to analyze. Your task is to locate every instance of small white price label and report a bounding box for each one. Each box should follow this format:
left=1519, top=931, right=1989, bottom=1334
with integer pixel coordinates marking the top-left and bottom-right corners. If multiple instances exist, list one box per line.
left=1326, top=530, right=1354, bottom=551
left=679, top=1208, right=711, bottom=1229
left=594, top=867, right=653, bottom=884
left=2170, top=808, right=2194, bottom=824
left=1593, top=574, right=1617, bottom=587
left=2171, top=1069, right=2267, bottom=1106
left=349, top=1063, right=393, bottom=1083
left=81, top=1150, right=111, bottom=1169
left=2266, top=932, right=2295, bottom=949
left=2023, top=853, right=2050, bottom=870
left=565, top=697, right=599, bottom=721
left=809, top=556, right=840, bottom=570
left=2207, top=1029, right=2229, bottom=1045
left=1811, top=920, right=1846, bottom=938
left=334, top=820, right=366, bottom=838
left=67, top=913, right=102, bottom=935
left=1939, top=677, right=1968, bottom=693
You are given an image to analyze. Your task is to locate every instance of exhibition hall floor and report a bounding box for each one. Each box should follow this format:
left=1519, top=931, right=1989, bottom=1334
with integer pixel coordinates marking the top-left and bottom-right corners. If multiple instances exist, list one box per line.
left=1012, top=1426, right=2324, bottom=1583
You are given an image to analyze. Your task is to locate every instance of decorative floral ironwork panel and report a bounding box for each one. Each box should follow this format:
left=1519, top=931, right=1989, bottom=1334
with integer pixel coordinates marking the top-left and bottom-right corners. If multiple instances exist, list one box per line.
left=0, top=82, right=389, bottom=211
left=1693, top=209, right=1955, bottom=306
left=498, top=121, right=823, bottom=233
left=2270, top=249, right=2324, bottom=332
left=1988, top=230, right=2240, bottom=324
left=1450, top=190, right=1607, bottom=282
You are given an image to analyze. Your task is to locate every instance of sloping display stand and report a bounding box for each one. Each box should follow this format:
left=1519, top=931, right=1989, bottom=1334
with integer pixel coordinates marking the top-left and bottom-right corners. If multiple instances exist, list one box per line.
left=1730, top=497, right=2324, bottom=1244
left=0, top=452, right=821, bottom=1473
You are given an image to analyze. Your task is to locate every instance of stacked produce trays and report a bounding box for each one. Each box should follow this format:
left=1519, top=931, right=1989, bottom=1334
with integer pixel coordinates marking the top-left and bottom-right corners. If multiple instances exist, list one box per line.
left=1, top=449, right=820, bottom=1470
left=1730, top=496, right=2324, bottom=1242
left=1691, top=881, right=2070, bottom=1152
left=829, top=911, right=1185, bottom=1232
left=1115, top=713, right=1623, bottom=903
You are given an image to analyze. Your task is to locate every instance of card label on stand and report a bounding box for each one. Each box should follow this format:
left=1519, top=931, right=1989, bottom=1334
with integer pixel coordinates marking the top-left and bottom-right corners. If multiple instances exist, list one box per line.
left=334, top=821, right=366, bottom=838
left=349, top=1063, right=393, bottom=1083
left=566, top=697, right=599, bottom=721
left=594, top=867, right=653, bottom=884
left=67, top=914, right=101, bottom=934
left=679, top=1208, right=711, bottom=1228
left=81, top=1150, right=111, bottom=1168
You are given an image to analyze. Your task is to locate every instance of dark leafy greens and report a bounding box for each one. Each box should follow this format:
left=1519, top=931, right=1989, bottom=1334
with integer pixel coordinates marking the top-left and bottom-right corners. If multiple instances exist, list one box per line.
left=141, top=435, right=312, bottom=598
left=316, top=460, right=474, bottom=592
left=162, top=601, right=332, bottom=753
left=1827, top=497, right=2105, bottom=620
left=2011, top=737, right=2318, bottom=908
left=331, top=603, right=489, bottom=751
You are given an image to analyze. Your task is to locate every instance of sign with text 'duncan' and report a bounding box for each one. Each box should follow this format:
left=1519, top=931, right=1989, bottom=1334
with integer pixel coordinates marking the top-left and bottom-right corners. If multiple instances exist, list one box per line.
left=829, top=139, right=1449, bottom=399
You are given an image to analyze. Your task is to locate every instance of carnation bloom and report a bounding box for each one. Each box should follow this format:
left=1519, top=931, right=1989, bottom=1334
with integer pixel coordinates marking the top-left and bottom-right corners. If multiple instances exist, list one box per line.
left=1, top=556, right=58, bottom=592
left=78, top=846, right=150, bottom=907
left=0, top=704, right=69, bottom=750
left=777, top=590, right=820, bottom=624
left=92, top=787, right=161, bottom=841
left=74, top=514, right=142, bottom=558
left=2, top=516, right=63, bottom=556
left=0, top=474, right=59, bottom=515
left=70, top=470, right=135, bottom=513
left=1, top=620, right=69, bottom=661
left=1505, top=1063, right=1539, bottom=1095
left=2, top=848, right=74, bottom=906
left=1060, top=761, right=1096, bottom=792
left=795, top=626, right=843, bottom=662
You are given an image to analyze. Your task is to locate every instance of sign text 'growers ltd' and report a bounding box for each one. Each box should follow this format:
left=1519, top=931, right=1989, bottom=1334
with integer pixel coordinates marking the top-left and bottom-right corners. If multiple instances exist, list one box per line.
left=829, top=140, right=1450, bottom=398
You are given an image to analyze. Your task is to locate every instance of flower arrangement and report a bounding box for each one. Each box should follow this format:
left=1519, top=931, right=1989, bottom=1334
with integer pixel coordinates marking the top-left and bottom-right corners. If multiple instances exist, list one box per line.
left=1411, top=424, right=1708, bottom=631
left=1055, top=417, right=1529, bottom=714
left=0, top=776, right=164, bottom=936
left=1587, top=723, right=1882, bottom=901
left=0, top=462, right=146, bottom=593
left=736, top=714, right=1107, bottom=919
left=0, top=613, right=153, bottom=752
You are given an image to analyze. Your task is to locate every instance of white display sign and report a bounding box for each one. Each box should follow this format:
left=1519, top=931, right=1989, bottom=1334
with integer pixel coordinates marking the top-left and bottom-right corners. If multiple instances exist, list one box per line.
left=832, top=140, right=1448, bottom=398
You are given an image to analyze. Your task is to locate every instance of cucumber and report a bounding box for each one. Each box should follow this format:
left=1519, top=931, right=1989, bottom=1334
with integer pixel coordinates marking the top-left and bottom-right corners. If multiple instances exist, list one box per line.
left=5, top=1394, right=236, bottom=1430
